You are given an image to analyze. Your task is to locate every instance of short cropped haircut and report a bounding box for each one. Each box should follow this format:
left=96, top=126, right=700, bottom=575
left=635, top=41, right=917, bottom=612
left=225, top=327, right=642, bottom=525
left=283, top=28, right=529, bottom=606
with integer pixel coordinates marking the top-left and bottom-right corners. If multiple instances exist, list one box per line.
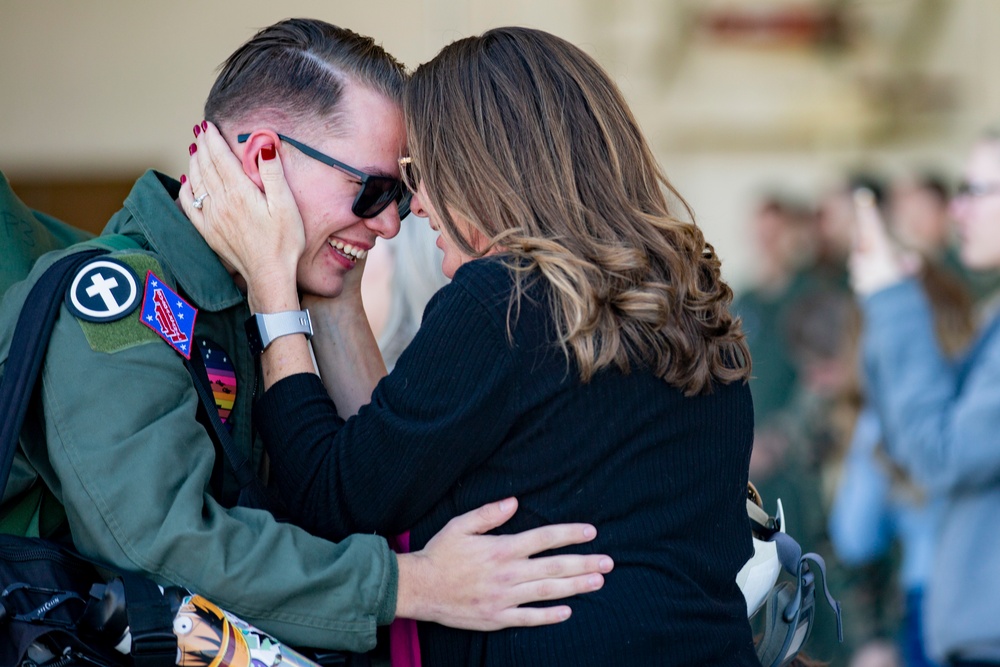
left=204, top=18, right=406, bottom=131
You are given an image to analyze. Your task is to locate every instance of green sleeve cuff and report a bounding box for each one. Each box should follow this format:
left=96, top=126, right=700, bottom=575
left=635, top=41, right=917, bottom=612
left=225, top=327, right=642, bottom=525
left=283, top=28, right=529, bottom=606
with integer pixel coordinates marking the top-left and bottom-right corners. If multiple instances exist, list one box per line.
left=376, top=550, right=400, bottom=625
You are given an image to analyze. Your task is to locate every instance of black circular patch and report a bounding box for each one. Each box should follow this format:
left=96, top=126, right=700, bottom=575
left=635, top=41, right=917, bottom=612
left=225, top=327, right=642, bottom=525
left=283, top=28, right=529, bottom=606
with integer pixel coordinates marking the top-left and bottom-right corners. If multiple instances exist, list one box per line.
left=65, top=257, right=141, bottom=323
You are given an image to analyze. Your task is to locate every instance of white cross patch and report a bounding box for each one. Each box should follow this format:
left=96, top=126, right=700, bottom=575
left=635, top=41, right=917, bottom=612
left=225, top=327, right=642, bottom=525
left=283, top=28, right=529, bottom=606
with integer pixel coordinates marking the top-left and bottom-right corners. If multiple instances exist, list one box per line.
left=66, top=258, right=141, bottom=323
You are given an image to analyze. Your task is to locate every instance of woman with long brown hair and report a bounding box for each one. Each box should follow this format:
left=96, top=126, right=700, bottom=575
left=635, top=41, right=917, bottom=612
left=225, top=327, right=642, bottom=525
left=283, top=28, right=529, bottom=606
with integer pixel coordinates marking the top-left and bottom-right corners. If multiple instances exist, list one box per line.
left=182, top=26, right=756, bottom=666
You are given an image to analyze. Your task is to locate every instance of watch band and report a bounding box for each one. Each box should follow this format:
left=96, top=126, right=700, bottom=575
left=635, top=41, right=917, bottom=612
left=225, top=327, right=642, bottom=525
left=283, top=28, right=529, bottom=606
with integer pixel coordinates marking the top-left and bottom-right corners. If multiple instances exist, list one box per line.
left=245, top=309, right=313, bottom=355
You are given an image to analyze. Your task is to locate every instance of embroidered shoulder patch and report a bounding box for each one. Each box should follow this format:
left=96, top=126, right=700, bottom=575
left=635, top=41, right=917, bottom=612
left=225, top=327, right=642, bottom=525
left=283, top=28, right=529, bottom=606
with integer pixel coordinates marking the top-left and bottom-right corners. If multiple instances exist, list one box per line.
left=199, top=338, right=237, bottom=431
left=65, top=258, right=140, bottom=323
left=139, top=271, right=198, bottom=359
left=75, top=253, right=163, bottom=354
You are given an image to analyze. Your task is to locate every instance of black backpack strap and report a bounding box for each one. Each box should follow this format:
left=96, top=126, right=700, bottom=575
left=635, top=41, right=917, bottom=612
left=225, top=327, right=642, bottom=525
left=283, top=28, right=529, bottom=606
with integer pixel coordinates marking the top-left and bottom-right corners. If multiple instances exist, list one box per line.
left=0, top=249, right=105, bottom=489
left=120, top=572, right=177, bottom=667
left=185, top=342, right=287, bottom=517
left=184, top=343, right=267, bottom=507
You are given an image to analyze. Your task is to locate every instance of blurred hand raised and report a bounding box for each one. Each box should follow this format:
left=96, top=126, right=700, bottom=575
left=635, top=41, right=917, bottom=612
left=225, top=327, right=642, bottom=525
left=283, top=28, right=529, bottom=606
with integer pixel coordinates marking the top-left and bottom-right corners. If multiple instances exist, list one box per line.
left=848, top=187, right=920, bottom=296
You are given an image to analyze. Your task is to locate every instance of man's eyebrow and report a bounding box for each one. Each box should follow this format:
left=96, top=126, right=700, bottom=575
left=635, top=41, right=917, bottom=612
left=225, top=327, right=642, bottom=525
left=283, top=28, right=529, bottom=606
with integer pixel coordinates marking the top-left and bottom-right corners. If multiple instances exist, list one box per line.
left=362, top=165, right=398, bottom=179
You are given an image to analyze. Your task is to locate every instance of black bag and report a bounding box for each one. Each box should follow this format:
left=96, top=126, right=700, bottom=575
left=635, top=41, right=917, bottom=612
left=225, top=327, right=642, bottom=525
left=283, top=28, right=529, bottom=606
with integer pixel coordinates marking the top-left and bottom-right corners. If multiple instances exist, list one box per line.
left=0, top=535, right=175, bottom=667
left=1, top=535, right=114, bottom=666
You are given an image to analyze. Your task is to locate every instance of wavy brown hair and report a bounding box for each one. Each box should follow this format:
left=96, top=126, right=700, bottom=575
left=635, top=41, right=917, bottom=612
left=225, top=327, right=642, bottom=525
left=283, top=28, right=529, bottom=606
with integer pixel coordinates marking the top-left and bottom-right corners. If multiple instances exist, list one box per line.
left=404, top=27, right=749, bottom=395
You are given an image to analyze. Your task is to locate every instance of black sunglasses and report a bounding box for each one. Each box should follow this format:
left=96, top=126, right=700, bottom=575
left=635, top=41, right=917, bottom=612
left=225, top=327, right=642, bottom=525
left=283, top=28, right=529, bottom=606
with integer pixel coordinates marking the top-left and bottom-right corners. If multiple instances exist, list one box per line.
left=237, top=133, right=411, bottom=219
left=956, top=181, right=1000, bottom=199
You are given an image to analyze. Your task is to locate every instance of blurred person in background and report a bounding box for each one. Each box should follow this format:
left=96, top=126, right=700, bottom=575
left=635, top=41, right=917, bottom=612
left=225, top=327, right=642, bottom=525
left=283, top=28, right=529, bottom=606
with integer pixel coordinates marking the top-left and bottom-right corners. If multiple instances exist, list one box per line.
left=889, top=173, right=954, bottom=261
left=743, top=174, right=890, bottom=664
left=733, top=195, right=818, bottom=433
left=849, top=134, right=1000, bottom=666
left=813, top=176, right=866, bottom=292
left=831, top=258, right=975, bottom=667
left=732, top=196, right=823, bottom=524
left=849, top=639, right=903, bottom=667
left=738, top=181, right=872, bottom=548
left=765, top=284, right=858, bottom=664
left=889, top=172, right=1000, bottom=304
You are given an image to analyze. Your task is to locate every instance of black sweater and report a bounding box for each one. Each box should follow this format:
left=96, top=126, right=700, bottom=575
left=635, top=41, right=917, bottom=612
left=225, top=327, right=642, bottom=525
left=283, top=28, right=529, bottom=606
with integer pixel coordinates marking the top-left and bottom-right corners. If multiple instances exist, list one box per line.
left=255, top=258, right=758, bottom=666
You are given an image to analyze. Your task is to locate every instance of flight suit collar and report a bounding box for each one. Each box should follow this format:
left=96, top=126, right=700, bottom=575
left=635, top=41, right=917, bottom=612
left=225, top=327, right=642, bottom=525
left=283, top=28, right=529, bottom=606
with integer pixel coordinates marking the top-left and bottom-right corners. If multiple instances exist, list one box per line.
left=115, top=170, right=245, bottom=312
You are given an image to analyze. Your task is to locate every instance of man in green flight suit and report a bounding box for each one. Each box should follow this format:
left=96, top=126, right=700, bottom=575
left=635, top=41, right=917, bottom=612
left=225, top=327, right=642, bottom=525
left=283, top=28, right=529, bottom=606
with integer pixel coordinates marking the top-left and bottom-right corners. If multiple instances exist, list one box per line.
left=0, top=18, right=610, bottom=656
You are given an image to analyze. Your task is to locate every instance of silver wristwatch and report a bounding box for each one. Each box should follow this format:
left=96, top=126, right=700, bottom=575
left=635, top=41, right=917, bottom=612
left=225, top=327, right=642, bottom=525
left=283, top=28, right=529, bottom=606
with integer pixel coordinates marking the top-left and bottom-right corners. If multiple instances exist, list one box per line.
left=244, top=309, right=313, bottom=355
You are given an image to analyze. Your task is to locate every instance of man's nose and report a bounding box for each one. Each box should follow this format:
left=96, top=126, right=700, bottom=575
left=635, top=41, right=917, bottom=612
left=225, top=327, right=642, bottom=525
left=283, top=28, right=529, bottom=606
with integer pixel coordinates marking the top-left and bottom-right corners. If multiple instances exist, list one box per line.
left=366, top=204, right=403, bottom=240
left=949, top=196, right=969, bottom=223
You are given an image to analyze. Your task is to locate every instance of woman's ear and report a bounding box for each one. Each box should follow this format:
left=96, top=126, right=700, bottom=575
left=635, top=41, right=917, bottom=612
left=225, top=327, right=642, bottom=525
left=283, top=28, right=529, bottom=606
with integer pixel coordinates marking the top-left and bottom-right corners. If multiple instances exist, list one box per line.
left=240, top=129, right=282, bottom=190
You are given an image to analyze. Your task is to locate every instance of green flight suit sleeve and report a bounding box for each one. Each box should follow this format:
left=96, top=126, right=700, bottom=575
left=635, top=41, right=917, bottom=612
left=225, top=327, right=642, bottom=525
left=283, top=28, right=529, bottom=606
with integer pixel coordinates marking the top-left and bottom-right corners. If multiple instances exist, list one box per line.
left=33, top=295, right=398, bottom=651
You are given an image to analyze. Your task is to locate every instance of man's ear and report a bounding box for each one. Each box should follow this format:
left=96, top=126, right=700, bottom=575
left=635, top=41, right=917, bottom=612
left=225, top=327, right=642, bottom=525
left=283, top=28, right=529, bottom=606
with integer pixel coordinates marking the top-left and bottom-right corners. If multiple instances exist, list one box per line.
left=240, top=129, right=282, bottom=190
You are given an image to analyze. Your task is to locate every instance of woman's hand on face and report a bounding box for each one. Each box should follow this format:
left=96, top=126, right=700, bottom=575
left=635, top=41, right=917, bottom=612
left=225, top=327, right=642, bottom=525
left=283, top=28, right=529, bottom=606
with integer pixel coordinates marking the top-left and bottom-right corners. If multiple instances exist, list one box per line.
left=298, top=255, right=367, bottom=320
left=338, top=251, right=367, bottom=301
left=178, top=122, right=305, bottom=311
left=848, top=187, right=920, bottom=296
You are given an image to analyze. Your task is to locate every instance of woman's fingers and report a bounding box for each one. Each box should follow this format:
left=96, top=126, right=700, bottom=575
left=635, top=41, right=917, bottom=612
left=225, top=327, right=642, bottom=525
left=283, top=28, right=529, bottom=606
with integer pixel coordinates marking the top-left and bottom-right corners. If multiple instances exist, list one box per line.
left=177, top=174, right=195, bottom=217
left=174, top=120, right=306, bottom=298
left=177, top=139, right=206, bottom=225
left=852, top=188, right=890, bottom=255
left=254, top=140, right=302, bottom=240
left=198, top=121, right=245, bottom=197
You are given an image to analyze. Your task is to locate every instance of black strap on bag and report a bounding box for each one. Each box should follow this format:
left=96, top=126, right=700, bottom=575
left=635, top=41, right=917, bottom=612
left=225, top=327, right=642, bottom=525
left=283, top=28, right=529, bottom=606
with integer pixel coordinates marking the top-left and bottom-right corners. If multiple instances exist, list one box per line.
left=0, top=250, right=103, bottom=491
left=119, top=574, right=177, bottom=667
left=0, top=249, right=176, bottom=666
left=184, top=345, right=286, bottom=517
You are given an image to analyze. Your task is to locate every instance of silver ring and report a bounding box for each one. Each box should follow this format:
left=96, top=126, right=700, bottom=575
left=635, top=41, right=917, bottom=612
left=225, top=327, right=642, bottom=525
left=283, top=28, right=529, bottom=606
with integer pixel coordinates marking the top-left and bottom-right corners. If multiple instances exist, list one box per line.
left=192, top=192, right=209, bottom=210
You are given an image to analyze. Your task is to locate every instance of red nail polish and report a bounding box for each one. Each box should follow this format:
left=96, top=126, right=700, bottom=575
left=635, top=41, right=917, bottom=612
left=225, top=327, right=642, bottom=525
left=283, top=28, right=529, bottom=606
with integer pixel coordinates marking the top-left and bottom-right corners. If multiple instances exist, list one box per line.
left=180, top=174, right=187, bottom=185
left=189, top=143, right=197, bottom=155
left=193, top=124, right=201, bottom=137
left=201, top=120, right=208, bottom=131
left=260, top=144, right=276, bottom=161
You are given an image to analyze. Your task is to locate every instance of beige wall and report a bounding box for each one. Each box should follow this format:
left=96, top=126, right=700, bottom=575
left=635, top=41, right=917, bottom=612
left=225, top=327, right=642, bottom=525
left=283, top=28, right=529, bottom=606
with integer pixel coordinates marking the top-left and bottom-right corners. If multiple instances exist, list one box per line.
left=3, top=0, right=1000, bottom=287
left=0, top=1, right=596, bottom=177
